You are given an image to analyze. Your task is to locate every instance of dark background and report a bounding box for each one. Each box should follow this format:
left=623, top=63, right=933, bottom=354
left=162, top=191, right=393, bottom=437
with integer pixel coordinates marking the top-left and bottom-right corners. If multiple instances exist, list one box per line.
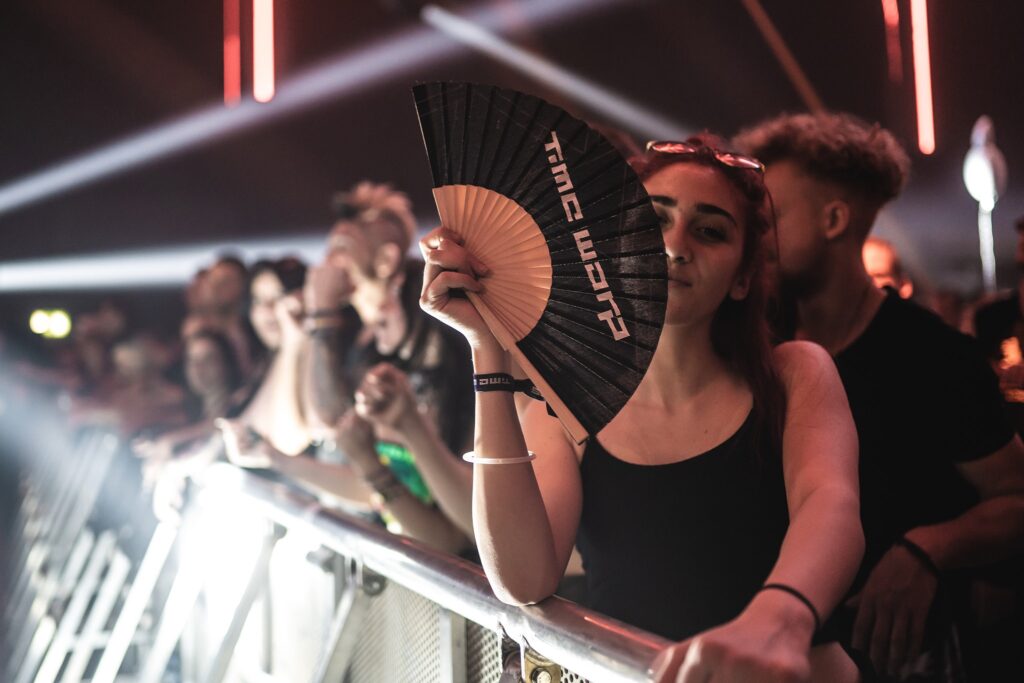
left=1, top=0, right=1022, bottom=346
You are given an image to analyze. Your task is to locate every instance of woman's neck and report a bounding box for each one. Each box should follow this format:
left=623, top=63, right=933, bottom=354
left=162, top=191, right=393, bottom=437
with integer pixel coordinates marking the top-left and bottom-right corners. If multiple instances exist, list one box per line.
left=638, top=320, right=738, bottom=409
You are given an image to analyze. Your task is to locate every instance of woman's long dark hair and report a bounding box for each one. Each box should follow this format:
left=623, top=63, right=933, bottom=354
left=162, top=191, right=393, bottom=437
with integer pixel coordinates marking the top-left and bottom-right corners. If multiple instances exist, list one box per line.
left=631, top=134, right=786, bottom=457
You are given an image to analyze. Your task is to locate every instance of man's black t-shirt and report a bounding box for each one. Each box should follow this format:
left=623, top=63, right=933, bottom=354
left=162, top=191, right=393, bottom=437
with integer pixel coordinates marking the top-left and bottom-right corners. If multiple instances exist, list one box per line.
left=834, top=290, right=1013, bottom=588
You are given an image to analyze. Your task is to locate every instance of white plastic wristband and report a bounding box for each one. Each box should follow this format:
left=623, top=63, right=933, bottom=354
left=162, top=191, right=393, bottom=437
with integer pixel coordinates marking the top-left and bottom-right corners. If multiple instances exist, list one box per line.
left=462, top=451, right=537, bottom=465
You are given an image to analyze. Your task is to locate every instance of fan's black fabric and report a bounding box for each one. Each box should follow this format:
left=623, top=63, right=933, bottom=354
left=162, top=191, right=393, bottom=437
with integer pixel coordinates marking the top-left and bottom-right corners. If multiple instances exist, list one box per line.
left=413, top=82, right=666, bottom=437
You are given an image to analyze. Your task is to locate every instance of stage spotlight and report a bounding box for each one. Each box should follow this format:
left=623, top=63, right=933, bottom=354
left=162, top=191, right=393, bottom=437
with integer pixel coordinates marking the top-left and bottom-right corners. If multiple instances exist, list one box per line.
left=46, top=310, right=73, bottom=339
left=29, top=310, right=51, bottom=335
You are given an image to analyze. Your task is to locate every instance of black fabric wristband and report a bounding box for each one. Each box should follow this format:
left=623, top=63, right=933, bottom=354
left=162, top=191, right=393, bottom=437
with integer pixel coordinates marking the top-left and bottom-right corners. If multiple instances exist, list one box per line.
left=894, top=536, right=941, bottom=578
left=473, top=373, right=543, bottom=401
left=758, top=583, right=821, bottom=633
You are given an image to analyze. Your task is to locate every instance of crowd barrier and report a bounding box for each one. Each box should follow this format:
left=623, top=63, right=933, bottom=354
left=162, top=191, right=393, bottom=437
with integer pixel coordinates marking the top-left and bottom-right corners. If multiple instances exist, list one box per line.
left=0, top=420, right=670, bottom=683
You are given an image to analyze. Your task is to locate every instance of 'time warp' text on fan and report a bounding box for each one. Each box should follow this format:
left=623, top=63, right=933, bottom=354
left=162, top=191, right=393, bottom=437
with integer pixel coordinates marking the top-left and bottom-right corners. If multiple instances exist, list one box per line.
left=545, top=131, right=630, bottom=342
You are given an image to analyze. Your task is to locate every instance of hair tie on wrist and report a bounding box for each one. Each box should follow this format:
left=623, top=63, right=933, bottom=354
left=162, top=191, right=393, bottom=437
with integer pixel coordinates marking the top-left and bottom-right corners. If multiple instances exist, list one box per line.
left=758, top=583, right=821, bottom=633
left=473, top=373, right=543, bottom=400
left=462, top=451, right=537, bottom=465
left=894, top=537, right=941, bottom=578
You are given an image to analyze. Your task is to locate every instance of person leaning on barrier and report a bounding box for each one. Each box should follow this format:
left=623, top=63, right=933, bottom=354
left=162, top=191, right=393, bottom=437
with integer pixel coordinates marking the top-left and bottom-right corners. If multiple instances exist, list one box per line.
left=215, top=257, right=379, bottom=513
left=420, top=134, right=867, bottom=682
left=137, top=328, right=246, bottom=522
left=228, top=182, right=476, bottom=554
left=735, top=112, right=1024, bottom=682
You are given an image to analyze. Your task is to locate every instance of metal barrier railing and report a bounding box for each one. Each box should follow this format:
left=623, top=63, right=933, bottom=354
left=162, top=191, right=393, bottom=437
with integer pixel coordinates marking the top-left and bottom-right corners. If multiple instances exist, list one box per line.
left=2, top=424, right=671, bottom=683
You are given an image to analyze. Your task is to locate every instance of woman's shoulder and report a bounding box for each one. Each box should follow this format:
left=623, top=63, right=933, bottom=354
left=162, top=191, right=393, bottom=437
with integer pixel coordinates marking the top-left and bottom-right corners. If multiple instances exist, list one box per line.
left=523, top=399, right=586, bottom=462
left=771, top=341, right=841, bottom=392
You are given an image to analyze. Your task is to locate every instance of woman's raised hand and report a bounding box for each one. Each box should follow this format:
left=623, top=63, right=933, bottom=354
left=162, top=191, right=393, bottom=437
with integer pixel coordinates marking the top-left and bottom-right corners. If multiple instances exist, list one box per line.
left=418, top=226, right=495, bottom=350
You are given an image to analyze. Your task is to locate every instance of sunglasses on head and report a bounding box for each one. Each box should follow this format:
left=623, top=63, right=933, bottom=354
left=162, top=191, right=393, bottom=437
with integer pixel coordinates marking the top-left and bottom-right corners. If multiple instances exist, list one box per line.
left=645, top=140, right=765, bottom=174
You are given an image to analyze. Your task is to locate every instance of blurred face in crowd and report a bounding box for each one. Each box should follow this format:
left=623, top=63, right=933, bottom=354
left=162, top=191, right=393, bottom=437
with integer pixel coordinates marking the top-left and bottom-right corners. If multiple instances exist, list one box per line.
left=113, top=342, right=152, bottom=384
left=862, top=240, right=898, bottom=289
left=206, top=262, right=247, bottom=315
left=250, top=271, right=285, bottom=349
left=863, top=238, right=912, bottom=298
left=326, top=219, right=401, bottom=325
left=762, top=160, right=832, bottom=290
left=644, top=163, right=750, bottom=328
left=184, top=336, right=230, bottom=398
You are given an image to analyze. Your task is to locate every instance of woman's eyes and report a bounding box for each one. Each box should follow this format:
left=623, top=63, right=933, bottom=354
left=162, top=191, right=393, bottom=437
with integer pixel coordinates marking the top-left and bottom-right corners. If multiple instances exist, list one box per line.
left=656, top=211, right=730, bottom=243
left=695, top=224, right=728, bottom=242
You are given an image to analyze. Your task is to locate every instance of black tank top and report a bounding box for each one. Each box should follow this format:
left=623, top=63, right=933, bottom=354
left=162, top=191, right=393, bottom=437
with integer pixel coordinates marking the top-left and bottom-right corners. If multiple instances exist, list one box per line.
left=576, top=410, right=791, bottom=641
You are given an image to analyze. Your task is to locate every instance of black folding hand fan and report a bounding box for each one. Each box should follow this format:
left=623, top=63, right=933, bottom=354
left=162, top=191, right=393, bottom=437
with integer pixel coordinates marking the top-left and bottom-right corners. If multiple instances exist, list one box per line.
left=413, top=82, right=667, bottom=443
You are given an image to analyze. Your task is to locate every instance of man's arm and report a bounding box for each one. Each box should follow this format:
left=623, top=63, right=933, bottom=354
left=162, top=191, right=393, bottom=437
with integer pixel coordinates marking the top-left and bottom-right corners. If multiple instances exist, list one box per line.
left=908, top=435, right=1024, bottom=569
left=302, top=326, right=354, bottom=430
left=301, top=264, right=358, bottom=432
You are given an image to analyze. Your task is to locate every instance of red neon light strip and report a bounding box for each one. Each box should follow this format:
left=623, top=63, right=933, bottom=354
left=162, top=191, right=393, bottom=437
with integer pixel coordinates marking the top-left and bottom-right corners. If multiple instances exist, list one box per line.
left=253, top=0, right=275, bottom=103
left=223, top=0, right=241, bottom=105
left=881, top=0, right=902, bottom=83
left=911, top=0, right=935, bottom=155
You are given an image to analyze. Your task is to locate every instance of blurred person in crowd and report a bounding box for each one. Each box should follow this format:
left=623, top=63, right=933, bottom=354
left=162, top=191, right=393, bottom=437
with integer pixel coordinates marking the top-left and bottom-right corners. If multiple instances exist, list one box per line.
left=736, top=113, right=1024, bottom=681
left=215, top=256, right=378, bottom=514
left=242, top=181, right=475, bottom=553
left=70, top=330, right=186, bottom=437
left=206, top=255, right=249, bottom=317
left=862, top=237, right=967, bottom=331
left=227, top=257, right=313, bottom=455
left=863, top=236, right=913, bottom=299
left=141, top=258, right=345, bottom=522
left=108, top=334, right=186, bottom=436
left=136, top=329, right=246, bottom=520
left=973, top=216, right=1024, bottom=378
left=184, top=255, right=259, bottom=377
left=420, top=135, right=865, bottom=681
left=67, top=301, right=127, bottom=397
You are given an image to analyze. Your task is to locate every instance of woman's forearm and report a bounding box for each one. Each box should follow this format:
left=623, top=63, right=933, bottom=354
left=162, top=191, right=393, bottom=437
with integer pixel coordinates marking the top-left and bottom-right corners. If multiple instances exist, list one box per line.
left=761, top=485, right=864, bottom=631
left=375, top=487, right=471, bottom=554
left=267, top=448, right=375, bottom=509
left=244, top=344, right=310, bottom=455
left=470, top=344, right=563, bottom=605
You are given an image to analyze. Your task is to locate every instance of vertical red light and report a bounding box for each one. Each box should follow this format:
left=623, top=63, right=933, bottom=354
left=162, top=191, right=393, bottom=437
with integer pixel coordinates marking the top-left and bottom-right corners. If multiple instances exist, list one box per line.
left=223, top=0, right=241, bottom=105
left=253, top=0, right=275, bottom=103
left=881, top=0, right=902, bottom=83
left=911, top=0, right=935, bottom=155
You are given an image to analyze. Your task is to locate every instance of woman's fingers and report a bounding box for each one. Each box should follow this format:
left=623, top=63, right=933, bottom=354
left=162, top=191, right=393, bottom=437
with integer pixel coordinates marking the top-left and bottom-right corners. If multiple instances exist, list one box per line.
left=423, top=270, right=484, bottom=302
left=420, top=227, right=489, bottom=280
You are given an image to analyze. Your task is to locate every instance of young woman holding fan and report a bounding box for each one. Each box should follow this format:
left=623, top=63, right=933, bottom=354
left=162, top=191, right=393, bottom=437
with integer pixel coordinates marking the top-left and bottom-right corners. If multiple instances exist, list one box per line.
left=419, top=134, right=866, bottom=682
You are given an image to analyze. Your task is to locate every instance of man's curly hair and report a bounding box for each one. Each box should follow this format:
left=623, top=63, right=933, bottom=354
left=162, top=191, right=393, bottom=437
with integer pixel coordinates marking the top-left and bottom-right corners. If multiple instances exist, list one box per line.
left=733, top=112, right=911, bottom=206
left=330, top=181, right=417, bottom=254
